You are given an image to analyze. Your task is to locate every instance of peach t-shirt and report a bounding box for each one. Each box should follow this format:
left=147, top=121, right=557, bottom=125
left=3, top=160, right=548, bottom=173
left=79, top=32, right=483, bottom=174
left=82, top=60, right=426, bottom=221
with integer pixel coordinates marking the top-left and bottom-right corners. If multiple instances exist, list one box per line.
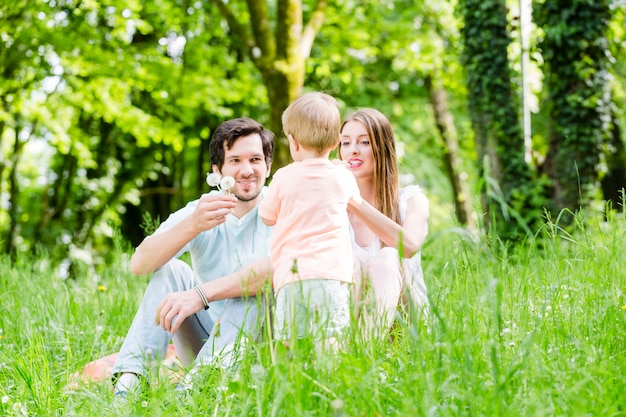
left=259, top=158, right=362, bottom=292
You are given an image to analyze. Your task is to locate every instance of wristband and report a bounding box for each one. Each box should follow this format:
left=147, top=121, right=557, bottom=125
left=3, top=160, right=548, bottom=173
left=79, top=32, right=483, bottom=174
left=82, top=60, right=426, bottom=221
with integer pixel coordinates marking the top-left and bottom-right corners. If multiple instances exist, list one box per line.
left=194, top=285, right=210, bottom=310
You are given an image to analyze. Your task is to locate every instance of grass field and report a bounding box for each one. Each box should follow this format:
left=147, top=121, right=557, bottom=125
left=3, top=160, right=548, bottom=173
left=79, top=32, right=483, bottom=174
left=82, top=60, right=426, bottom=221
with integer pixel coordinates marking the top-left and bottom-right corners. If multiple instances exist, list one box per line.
left=1, top=209, right=625, bottom=416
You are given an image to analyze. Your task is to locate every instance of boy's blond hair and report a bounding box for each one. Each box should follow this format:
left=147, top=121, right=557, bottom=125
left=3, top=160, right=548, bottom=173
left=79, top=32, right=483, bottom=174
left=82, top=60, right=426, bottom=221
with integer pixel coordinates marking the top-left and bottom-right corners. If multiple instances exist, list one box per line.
left=282, top=92, right=341, bottom=153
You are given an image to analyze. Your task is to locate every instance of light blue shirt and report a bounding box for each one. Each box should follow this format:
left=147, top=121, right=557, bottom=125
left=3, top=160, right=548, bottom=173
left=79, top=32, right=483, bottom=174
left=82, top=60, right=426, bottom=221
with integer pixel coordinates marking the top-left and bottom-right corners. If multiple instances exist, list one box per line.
left=154, top=188, right=272, bottom=320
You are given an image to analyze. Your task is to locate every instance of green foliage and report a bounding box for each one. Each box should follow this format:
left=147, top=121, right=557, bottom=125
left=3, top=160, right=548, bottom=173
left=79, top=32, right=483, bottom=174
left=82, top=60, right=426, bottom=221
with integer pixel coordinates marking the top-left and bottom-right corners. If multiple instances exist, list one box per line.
left=2, top=0, right=626, bottom=258
left=309, top=0, right=473, bottom=205
left=1, top=211, right=626, bottom=415
left=139, top=211, right=161, bottom=237
left=535, top=0, right=614, bottom=213
left=0, top=0, right=267, bottom=258
left=1, top=0, right=468, bottom=259
left=458, top=0, right=524, bottom=165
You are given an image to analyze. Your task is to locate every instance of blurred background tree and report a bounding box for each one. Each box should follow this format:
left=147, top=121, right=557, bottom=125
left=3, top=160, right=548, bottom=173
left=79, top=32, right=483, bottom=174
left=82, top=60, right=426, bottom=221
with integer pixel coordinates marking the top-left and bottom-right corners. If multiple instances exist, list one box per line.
left=1, top=0, right=624, bottom=273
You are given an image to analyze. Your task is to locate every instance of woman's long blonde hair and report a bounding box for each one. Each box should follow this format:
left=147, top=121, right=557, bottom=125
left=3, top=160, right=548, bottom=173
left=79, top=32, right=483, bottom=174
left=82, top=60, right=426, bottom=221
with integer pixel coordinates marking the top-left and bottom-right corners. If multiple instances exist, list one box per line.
left=340, top=108, right=400, bottom=226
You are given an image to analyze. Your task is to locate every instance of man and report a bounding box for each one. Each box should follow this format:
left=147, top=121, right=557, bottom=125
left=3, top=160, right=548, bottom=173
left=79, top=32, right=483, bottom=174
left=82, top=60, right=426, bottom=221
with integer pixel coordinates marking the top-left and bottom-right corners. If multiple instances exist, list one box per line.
left=112, top=117, right=275, bottom=397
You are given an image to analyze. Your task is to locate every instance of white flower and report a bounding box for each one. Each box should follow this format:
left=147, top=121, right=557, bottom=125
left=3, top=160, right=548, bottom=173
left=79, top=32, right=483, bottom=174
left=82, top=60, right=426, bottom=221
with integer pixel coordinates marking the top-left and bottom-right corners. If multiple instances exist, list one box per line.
left=331, top=399, right=344, bottom=410
left=206, top=172, right=221, bottom=187
left=250, top=364, right=267, bottom=384
left=2, top=395, right=8, bottom=404
left=206, top=172, right=235, bottom=194
left=219, top=176, right=235, bottom=193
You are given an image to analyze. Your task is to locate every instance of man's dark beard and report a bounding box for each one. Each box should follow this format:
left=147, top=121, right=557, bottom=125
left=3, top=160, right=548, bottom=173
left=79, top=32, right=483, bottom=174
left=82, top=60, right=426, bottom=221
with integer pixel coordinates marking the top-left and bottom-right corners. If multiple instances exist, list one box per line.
left=233, top=188, right=262, bottom=202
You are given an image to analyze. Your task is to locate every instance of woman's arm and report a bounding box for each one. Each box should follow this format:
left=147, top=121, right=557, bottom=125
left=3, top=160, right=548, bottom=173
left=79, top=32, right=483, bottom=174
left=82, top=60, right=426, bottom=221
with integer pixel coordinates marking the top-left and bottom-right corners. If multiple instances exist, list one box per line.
left=348, top=193, right=429, bottom=258
left=155, top=257, right=273, bottom=333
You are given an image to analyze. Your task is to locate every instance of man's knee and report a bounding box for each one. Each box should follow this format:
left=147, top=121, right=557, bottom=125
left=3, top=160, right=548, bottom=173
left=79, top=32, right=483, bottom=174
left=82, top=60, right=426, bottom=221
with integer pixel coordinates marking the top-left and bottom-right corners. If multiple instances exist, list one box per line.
left=155, top=258, right=192, bottom=275
left=146, top=259, right=196, bottom=293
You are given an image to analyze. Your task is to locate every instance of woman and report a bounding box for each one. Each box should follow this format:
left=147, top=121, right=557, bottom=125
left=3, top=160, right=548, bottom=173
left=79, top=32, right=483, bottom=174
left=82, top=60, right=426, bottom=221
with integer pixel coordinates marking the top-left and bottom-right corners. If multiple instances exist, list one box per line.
left=340, top=108, right=430, bottom=334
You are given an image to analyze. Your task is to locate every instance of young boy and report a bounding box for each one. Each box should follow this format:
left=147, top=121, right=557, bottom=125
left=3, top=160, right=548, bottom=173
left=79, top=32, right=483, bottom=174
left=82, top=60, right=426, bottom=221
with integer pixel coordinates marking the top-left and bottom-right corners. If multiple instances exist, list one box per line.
left=259, top=92, right=361, bottom=344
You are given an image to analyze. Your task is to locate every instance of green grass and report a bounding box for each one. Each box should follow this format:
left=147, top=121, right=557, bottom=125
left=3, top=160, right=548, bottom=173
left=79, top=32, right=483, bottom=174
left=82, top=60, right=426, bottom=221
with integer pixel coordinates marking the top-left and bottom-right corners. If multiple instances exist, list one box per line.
left=1, top=210, right=625, bottom=416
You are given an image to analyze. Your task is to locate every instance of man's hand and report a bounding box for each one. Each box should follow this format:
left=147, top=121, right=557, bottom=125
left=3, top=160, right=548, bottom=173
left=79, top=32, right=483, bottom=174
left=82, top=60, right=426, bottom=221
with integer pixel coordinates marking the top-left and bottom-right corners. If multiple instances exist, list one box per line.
left=155, top=289, right=204, bottom=333
left=191, top=193, right=237, bottom=232
left=130, top=194, right=238, bottom=276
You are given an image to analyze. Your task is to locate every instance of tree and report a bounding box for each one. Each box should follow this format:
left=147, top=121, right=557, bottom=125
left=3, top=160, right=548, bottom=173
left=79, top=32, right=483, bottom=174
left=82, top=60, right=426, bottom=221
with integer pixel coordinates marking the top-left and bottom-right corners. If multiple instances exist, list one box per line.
left=306, top=0, right=476, bottom=228
left=1, top=0, right=268, bottom=260
left=0, top=1, right=56, bottom=258
left=458, top=0, right=538, bottom=237
left=209, top=0, right=328, bottom=170
left=535, top=0, right=614, bottom=218
left=602, top=2, right=626, bottom=211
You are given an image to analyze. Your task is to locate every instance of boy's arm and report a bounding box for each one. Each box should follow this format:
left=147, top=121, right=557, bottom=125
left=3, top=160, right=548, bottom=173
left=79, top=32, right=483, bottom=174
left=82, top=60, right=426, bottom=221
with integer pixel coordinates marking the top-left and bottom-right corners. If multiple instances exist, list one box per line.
left=261, top=216, right=276, bottom=226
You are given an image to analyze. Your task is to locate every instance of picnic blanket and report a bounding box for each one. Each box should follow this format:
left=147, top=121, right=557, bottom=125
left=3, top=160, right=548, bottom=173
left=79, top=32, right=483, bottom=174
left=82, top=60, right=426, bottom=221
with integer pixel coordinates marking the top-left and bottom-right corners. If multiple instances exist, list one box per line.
left=68, top=344, right=181, bottom=389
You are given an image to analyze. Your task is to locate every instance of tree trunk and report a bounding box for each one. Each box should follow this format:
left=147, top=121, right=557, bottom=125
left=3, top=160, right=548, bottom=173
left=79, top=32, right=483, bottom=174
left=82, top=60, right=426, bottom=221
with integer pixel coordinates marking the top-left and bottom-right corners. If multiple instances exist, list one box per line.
left=459, top=0, right=535, bottom=238
left=4, top=124, right=27, bottom=258
left=265, top=67, right=303, bottom=171
left=536, top=1, right=613, bottom=217
left=212, top=0, right=327, bottom=171
left=601, top=111, right=626, bottom=211
left=425, top=75, right=475, bottom=230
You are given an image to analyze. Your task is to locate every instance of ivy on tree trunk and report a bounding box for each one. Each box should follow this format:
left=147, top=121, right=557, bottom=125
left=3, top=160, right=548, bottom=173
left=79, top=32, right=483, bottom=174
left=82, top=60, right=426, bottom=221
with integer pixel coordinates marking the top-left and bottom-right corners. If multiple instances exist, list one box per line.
left=536, top=0, right=613, bottom=218
left=458, top=0, right=537, bottom=238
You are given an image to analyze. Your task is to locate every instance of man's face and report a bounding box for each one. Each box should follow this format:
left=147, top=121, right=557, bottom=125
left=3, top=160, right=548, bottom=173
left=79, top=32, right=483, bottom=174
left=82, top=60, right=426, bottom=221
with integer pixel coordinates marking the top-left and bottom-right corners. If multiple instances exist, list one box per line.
left=213, top=133, right=270, bottom=203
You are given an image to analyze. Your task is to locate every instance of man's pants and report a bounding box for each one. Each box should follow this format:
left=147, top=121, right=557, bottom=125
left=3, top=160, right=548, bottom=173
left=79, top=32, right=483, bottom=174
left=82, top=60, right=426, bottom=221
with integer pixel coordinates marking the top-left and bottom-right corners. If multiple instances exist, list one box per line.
left=112, top=259, right=264, bottom=379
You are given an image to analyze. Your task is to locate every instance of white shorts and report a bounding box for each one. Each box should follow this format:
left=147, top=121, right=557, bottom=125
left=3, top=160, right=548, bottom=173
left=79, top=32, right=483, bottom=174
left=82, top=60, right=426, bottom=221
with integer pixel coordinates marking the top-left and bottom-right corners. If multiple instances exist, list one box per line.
left=274, top=279, right=350, bottom=340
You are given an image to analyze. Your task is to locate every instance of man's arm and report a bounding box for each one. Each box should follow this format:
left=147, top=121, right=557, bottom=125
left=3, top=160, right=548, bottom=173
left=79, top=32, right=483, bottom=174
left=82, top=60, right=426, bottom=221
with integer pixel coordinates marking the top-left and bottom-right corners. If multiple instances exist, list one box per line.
left=155, top=257, right=273, bottom=333
left=202, top=256, right=273, bottom=300
left=130, top=215, right=201, bottom=276
left=130, top=193, right=237, bottom=275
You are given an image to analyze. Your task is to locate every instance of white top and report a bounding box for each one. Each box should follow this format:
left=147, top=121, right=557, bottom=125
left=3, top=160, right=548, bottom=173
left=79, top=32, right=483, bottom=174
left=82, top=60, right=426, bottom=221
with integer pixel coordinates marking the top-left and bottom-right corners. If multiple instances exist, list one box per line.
left=349, top=185, right=428, bottom=306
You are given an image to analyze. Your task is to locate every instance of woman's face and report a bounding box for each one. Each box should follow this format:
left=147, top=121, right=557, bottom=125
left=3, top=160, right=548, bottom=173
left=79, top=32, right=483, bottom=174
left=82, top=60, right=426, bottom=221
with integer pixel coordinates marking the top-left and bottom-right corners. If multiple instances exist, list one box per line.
left=340, top=120, right=374, bottom=182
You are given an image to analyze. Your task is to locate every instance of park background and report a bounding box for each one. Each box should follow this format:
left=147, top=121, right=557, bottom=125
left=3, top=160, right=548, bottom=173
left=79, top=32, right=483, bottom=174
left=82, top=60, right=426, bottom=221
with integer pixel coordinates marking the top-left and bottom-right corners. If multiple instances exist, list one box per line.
left=1, top=1, right=625, bottom=416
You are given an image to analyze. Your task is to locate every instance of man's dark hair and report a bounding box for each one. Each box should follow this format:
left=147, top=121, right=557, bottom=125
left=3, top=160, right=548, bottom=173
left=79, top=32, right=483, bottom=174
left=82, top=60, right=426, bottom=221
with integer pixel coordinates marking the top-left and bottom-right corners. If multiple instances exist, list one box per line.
left=209, top=118, right=275, bottom=169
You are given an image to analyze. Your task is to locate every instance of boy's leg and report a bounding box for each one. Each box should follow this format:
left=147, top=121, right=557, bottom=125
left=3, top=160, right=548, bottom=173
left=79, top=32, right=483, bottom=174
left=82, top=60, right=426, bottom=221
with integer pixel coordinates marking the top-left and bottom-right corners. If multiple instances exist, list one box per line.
left=275, top=280, right=350, bottom=343
left=304, top=280, right=350, bottom=345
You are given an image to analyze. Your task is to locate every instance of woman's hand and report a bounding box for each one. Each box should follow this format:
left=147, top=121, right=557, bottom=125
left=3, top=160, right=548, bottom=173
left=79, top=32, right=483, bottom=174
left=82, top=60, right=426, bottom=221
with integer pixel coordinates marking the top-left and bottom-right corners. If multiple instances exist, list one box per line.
left=330, top=158, right=350, bottom=169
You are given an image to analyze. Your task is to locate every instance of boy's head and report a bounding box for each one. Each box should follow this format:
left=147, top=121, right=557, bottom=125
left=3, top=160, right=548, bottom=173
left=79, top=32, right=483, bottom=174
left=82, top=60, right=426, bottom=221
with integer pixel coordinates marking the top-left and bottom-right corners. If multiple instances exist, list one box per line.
left=282, top=92, right=341, bottom=154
